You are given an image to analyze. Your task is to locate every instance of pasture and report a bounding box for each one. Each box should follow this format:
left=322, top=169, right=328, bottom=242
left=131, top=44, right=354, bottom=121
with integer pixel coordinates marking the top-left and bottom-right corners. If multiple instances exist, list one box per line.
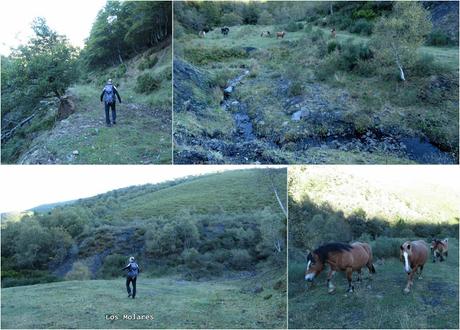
left=1, top=273, right=286, bottom=329
left=288, top=239, right=459, bottom=329
left=174, top=22, right=459, bottom=164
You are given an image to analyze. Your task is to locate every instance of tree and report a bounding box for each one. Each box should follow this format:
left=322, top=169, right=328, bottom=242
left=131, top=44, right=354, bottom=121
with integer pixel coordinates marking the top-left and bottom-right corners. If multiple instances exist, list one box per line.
left=371, top=2, right=432, bottom=81
left=257, top=10, right=274, bottom=26
left=220, top=12, right=243, bottom=27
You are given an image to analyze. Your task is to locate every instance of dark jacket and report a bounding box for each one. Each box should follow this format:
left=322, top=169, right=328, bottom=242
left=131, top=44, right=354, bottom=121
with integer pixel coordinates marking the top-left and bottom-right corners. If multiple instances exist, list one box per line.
left=100, top=84, right=122, bottom=103
left=122, top=262, right=140, bottom=277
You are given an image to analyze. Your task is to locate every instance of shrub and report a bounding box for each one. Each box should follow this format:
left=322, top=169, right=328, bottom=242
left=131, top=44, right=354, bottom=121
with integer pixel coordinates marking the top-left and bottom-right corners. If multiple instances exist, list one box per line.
left=66, top=261, right=91, bottom=280
left=289, top=82, right=303, bottom=96
left=285, top=21, right=304, bottom=32
left=114, top=64, right=127, bottom=78
left=138, top=55, right=158, bottom=71
left=327, top=40, right=340, bottom=54
left=99, top=254, right=127, bottom=279
left=135, top=73, right=161, bottom=93
left=370, top=237, right=402, bottom=259
left=352, top=9, right=377, bottom=20
left=229, top=249, right=252, bottom=270
left=412, top=53, right=442, bottom=76
left=426, top=30, right=452, bottom=46
left=181, top=248, right=202, bottom=269
left=399, top=228, right=415, bottom=238
left=311, top=28, right=325, bottom=43
left=220, top=12, right=243, bottom=26
left=349, top=19, right=373, bottom=36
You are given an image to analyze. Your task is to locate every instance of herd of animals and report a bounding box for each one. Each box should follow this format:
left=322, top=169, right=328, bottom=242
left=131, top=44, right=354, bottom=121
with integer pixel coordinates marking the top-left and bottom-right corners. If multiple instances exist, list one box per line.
left=197, top=26, right=338, bottom=39
left=304, top=238, right=449, bottom=294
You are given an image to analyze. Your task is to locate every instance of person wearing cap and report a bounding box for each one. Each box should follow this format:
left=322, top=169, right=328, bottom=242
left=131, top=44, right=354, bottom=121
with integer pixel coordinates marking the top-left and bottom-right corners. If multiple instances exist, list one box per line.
left=121, top=256, right=140, bottom=299
left=100, top=79, right=122, bottom=127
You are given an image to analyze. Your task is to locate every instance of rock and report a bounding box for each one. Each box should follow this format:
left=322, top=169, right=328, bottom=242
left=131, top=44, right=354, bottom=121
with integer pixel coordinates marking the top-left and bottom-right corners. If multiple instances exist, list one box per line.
left=291, top=110, right=303, bottom=121
left=224, top=86, right=234, bottom=95
left=72, top=150, right=79, bottom=155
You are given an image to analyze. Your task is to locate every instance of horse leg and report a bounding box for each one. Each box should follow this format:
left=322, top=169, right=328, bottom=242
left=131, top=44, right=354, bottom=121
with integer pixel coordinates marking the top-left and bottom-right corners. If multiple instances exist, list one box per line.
left=440, top=252, right=444, bottom=262
left=357, top=270, right=362, bottom=282
left=432, top=250, right=436, bottom=263
left=326, top=269, right=336, bottom=294
left=346, top=268, right=354, bottom=293
left=404, top=269, right=415, bottom=294
left=417, top=265, right=424, bottom=280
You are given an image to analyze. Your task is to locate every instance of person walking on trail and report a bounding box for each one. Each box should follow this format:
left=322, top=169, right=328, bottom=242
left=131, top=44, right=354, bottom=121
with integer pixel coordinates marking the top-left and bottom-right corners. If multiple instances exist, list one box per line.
left=100, top=78, right=122, bottom=127
left=122, top=256, right=140, bottom=299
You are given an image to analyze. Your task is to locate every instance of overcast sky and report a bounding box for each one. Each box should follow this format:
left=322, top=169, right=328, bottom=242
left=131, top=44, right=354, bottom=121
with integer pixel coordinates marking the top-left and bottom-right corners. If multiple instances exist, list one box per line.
left=0, top=165, right=284, bottom=213
left=0, top=0, right=106, bottom=55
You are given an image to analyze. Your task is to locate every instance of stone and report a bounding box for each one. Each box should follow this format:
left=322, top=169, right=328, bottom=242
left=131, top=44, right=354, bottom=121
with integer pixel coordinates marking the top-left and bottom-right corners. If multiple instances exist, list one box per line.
left=72, top=150, right=79, bottom=155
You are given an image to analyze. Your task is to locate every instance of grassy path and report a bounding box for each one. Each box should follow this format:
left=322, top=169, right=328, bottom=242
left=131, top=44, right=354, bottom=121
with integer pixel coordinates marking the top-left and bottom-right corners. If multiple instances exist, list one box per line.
left=18, top=85, right=171, bottom=164
left=1, top=276, right=285, bottom=329
left=289, top=239, right=459, bottom=329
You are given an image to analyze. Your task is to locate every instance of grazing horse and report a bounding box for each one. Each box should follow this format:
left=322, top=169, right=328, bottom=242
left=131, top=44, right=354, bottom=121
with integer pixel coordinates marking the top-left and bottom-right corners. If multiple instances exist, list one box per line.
left=260, top=31, right=271, bottom=37
left=431, top=238, right=448, bottom=262
left=199, top=30, right=206, bottom=38
left=221, top=27, right=229, bottom=36
left=331, top=28, right=336, bottom=38
left=305, top=242, right=376, bottom=294
left=400, top=240, right=428, bottom=294
left=276, top=31, right=285, bottom=39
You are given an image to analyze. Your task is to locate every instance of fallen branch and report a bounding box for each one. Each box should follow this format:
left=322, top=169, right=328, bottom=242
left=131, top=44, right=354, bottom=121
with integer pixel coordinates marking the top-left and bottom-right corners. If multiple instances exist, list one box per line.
left=1, top=113, right=36, bottom=142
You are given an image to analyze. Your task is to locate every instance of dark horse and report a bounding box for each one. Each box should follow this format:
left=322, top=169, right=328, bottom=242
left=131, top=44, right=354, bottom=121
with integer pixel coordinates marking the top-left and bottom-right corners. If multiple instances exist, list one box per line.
left=431, top=238, right=448, bottom=262
left=305, top=242, right=376, bottom=293
left=221, top=27, right=229, bottom=36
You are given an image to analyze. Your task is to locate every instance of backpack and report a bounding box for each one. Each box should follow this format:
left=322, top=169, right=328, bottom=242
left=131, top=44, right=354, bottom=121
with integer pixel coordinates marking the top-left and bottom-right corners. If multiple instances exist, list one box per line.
left=103, top=84, right=115, bottom=104
left=128, top=262, right=139, bottom=277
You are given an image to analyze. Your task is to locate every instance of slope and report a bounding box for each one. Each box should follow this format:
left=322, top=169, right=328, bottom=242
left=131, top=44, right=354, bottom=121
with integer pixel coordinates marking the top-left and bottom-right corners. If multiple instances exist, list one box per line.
left=16, top=45, right=172, bottom=164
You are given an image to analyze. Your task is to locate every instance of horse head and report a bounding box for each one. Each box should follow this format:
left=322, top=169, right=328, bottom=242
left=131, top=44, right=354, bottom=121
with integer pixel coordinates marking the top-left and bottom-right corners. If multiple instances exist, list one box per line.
left=304, top=251, right=324, bottom=282
left=400, top=241, right=413, bottom=273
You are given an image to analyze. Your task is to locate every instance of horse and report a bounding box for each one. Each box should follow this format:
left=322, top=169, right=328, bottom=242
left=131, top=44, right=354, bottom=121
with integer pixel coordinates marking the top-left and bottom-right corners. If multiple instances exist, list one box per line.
left=276, top=31, right=285, bottom=39
left=260, top=31, right=271, bottom=37
left=199, top=30, right=206, bottom=38
left=331, top=28, right=336, bottom=38
left=431, top=238, right=448, bottom=262
left=221, top=27, right=229, bottom=36
left=305, top=242, right=376, bottom=294
left=400, top=240, right=428, bottom=294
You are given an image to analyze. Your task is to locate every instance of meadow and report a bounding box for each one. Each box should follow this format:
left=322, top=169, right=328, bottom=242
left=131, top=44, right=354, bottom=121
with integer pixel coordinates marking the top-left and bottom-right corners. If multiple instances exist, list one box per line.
left=174, top=21, right=458, bottom=164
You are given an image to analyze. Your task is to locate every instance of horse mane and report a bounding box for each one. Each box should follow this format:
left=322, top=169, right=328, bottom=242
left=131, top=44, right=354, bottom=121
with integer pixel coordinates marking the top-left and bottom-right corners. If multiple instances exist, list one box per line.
left=313, top=242, right=353, bottom=263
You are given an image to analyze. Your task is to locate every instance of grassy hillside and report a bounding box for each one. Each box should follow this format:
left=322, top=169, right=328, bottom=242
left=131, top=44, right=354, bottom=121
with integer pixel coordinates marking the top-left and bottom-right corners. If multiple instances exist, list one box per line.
left=174, top=19, right=458, bottom=164
left=288, top=166, right=460, bottom=225
left=289, top=239, right=459, bottom=329
left=6, top=45, right=172, bottom=164
left=2, top=273, right=286, bottom=329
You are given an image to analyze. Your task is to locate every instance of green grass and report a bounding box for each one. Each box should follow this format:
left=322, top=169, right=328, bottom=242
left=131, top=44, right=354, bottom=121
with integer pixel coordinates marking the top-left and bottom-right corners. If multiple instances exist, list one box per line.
left=116, top=168, right=287, bottom=220
left=1, top=274, right=286, bottom=329
left=289, top=239, right=459, bottom=329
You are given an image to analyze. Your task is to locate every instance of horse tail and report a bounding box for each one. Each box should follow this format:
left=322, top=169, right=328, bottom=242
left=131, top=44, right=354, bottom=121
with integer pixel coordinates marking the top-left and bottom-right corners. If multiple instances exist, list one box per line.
left=369, top=263, right=376, bottom=274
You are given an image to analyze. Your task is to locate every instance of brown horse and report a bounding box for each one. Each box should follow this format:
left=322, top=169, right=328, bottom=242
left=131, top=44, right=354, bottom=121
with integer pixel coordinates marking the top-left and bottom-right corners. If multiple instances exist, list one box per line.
left=431, top=238, right=448, bottom=262
left=305, top=242, right=376, bottom=293
left=400, top=240, right=428, bottom=294
left=276, top=31, right=285, bottom=39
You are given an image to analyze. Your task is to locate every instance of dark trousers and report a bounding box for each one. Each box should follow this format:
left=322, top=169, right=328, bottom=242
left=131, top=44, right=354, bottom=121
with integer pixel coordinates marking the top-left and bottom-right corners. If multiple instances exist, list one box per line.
left=104, top=102, right=116, bottom=124
left=126, top=276, right=137, bottom=298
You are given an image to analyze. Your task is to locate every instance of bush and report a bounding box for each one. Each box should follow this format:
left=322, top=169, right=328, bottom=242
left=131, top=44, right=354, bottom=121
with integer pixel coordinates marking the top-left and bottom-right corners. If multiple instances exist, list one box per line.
left=184, top=47, right=247, bottom=65
left=114, top=64, right=127, bottom=78
left=285, top=21, right=304, bottom=32
left=426, top=30, right=453, bottom=46
left=310, top=28, right=325, bottom=43
left=349, top=19, right=373, bottom=36
left=138, top=55, right=158, bottom=71
left=229, top=249, right=252, bottom=270
left=66, top=261, right=91, bottom=280
left=412, top=53, right=441, bottom=76
left=99, top=254, right=127, bottom=279
left=289, top=82, right=303, bottom=96
left=327, top=40, right=340, bottom=54
left=135, top=73, right=161, bottom=93
left=370, top=237, right=402, bottom=259
left=220, top=12, right=243, bottom=26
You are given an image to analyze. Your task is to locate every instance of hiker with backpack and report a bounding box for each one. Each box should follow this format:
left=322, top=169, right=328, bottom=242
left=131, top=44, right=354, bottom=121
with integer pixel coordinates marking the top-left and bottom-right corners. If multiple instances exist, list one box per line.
left=122, top=256, right=140, bottom=299
left=100, top=79, right=122, bottom=127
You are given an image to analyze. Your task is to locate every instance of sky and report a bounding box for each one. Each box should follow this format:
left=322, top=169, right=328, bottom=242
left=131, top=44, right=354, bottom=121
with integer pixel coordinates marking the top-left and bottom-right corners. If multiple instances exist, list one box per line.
left=0, top=0, right=106, bottom=55
left=0, top=165, right=284, bottom=213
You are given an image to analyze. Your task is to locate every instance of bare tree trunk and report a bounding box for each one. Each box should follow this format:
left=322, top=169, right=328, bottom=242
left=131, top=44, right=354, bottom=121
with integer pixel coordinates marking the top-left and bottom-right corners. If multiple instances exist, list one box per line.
left=391, top=42, right=405, bottom=81
left=268, top=170, right=287, bottom=218
left=330, top=3, right=334, bottom=15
